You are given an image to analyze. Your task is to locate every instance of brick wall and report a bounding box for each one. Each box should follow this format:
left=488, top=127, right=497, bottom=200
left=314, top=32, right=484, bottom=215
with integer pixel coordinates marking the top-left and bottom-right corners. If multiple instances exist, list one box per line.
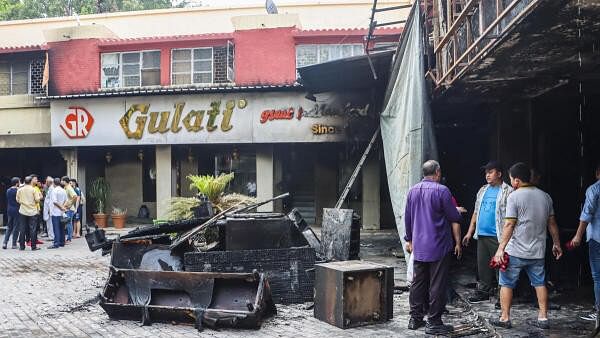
left=233, top=27, right=297, bottom=85
left=48, top=39, right=100, bottom=96
left=213, top=45, right=228, bottom=83
left=213, top=45, right=235, bottom=83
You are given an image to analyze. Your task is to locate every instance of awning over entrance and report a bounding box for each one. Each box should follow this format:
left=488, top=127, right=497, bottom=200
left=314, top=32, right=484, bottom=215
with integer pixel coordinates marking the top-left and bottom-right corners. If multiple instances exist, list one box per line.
left=297, top=50, right=395, bottom=94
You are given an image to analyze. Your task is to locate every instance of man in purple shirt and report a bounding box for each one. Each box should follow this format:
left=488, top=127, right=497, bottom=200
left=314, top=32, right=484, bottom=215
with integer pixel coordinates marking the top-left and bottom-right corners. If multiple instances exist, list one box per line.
left=405, top=160, right=462, bottom=334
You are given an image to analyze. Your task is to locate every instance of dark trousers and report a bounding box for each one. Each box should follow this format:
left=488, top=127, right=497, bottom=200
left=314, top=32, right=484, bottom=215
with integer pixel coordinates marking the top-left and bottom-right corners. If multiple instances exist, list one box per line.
left=3, top=213, right=19, bottom=247
left=477, top=236, right=499, bottom=294
left=51, top=216, right=65, bottom=247
left=410, top=254, right=451, bottom=324
left=18, top=214, right=38, bottom=250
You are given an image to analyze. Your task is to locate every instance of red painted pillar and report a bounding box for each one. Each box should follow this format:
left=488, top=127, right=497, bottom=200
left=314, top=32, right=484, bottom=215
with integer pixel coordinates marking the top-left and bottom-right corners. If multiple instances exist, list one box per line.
left=160, top=47, right=171, bottom=86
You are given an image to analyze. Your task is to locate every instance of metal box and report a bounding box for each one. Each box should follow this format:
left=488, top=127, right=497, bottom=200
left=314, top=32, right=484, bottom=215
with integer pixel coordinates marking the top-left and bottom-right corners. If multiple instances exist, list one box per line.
left=314, top=261, right=393, bottom=329
left=218, top=214, right=308, bottom=250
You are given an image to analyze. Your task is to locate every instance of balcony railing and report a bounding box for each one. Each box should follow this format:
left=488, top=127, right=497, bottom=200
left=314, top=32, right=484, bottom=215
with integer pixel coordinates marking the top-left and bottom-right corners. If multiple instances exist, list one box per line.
left=427, top=0, right=542, bottom=88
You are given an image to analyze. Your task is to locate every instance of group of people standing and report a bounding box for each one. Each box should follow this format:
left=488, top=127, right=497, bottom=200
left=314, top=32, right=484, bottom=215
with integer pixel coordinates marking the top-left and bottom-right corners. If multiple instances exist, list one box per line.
left=404, top=159, right=600, bottom=334
left=2, top=175, right=83, bottom=251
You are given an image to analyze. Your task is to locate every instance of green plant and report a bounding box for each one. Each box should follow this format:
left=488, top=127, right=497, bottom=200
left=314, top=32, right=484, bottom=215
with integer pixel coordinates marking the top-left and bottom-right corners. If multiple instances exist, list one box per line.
left=166, top=197, right=201, bottom=221
left=187, top=173, right=234, bottom=204
left=111, top=207, right=127, bottom=216
left=89, top=177, right=111, bottom=214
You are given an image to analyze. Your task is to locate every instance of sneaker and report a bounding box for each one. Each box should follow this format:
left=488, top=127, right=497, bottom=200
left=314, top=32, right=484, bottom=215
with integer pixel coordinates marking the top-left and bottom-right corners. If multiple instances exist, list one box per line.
left=407, top=317, right=425, bottom=330
left=535, top=319, right=549, bottom=329
left=2, top=244, right=6, bottom=249
left=47, top=246, right=59, bottom=249
left=12, top=245, right=17, bottom=249
left=425, top=322, right=453, bottom=335
left=26, top=241, right=31, bottom=247
left=36, top=239, right=43, bottom=245
left=468, top=292, right=489, bottom=304
left=31, top=247, right=41, bottom=251
left=580, top=311, right=597, bottom=321
left=489, top=317, right=512, bottom=329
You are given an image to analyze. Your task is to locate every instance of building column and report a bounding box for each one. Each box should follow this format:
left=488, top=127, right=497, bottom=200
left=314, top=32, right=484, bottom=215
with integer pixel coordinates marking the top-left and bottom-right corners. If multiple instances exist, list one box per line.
left=77, top=163, right=86, bottom=226
left=59, top=148, right=78, bottom=180
left=362, top=153, right=380, bottom=230
left=156, top=145, right=172, bottom=219
left=256, top=145, right=274, bottom=212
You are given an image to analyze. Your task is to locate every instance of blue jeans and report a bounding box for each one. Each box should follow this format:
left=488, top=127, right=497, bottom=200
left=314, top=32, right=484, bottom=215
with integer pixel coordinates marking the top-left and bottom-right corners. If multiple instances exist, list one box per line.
left=51, top=216, right=65, bottom=247
left=589, top=240, right=600, bottom=310
left=65, top=210, right=74, bottom=241
left=2, top=213, right=19, bottom=246
left=499, top=255, right=545, bottom=289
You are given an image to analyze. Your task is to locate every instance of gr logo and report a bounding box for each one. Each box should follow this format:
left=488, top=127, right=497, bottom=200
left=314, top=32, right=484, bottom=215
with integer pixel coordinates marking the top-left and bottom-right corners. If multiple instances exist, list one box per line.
left=60, top=106, right=94, bottom=139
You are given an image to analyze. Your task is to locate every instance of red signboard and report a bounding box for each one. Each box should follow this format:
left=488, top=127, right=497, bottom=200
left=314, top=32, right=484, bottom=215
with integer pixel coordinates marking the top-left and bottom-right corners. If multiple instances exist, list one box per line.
left=60, top=106, right=94, bottom=139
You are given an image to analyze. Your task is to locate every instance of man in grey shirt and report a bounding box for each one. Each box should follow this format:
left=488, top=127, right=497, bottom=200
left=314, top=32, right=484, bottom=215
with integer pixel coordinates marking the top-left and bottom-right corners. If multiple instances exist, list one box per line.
left=490, top=162, right=562, bottom=330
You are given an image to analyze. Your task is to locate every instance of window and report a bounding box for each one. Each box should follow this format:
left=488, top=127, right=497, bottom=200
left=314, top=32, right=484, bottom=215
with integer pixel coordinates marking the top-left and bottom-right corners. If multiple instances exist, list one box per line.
left=0, top=61, right=30, bottom=95
left=171, top=47, right=213, bottom=85
left=101, top=51, right=160, bottom=88
left=296, top=44, right=364, bottom=68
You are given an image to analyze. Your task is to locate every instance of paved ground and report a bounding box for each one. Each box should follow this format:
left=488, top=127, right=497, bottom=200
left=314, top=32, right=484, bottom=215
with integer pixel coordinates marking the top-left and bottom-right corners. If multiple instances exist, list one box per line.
left=0, top=229, right=596, bottom=337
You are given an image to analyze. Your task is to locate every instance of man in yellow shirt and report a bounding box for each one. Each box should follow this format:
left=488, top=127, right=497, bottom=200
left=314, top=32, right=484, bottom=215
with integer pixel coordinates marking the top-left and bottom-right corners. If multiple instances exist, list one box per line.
left=62, top=176, right=78, bottom=243
left=16, top=176, right=42, bottom=251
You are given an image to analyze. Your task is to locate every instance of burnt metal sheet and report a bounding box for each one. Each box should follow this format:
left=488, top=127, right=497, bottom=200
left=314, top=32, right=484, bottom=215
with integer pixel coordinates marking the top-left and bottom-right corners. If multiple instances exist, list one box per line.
left=84, top=227, right=107, bottom=252
left=84, top=218, right=209, bottom=254
left=122, top=218, right=210, bottom=239
left=321, top=208, right=360, bottom=261
left=184, top=247, right=316, bottom=304
left=314, top=261, right=393, bottom=329
left=288, top=208, right=323, bottom=258
left=100, top=268, right=276, bottom=330
left=110, top=241, right=182, bottom=271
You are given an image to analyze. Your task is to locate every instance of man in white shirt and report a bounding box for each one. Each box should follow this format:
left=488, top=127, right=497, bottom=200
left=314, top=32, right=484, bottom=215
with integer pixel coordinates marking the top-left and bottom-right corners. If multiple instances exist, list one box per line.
left=43, top=176, right=55, bottom=241
left=48, top=177, right=67, bottom=249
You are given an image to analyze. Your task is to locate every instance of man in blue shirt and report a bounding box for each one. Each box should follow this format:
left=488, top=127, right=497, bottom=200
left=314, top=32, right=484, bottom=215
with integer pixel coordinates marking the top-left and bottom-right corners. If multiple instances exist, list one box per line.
left=571, top=161, right=600, bottom=321
left=462, top=161, right=513, bottom=303
left=2, top=177, right=21, bottom=249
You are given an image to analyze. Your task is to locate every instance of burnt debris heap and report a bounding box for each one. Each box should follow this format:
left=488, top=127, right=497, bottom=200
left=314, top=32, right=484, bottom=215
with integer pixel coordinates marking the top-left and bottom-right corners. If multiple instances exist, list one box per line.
left=86, top=192, right=325, bottom=331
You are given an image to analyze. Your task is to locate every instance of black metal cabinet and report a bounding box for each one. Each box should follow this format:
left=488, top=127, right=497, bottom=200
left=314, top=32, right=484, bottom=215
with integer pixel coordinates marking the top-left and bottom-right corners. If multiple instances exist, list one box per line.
left=314, top=261, right=393, bottom=329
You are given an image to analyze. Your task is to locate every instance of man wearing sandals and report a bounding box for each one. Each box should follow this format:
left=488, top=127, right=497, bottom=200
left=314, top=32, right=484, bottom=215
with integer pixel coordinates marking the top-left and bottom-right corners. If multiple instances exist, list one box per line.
left=490, top=162, right=562, bottom=329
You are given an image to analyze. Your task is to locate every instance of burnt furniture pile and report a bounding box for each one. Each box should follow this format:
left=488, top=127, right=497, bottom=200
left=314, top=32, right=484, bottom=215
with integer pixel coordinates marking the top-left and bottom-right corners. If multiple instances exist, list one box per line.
left=86, top=193, right=322, bottom=331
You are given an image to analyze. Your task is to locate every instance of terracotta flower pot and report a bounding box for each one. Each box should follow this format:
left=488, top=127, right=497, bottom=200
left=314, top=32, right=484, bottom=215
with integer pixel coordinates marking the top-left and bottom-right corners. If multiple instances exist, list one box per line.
left=93, top=213, right=108, bottom=228
left=111, top=214, right=127, bottom=229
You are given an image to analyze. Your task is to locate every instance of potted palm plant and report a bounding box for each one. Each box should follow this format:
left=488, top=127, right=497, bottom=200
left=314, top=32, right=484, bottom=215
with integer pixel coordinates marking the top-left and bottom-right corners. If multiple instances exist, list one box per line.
left=111, top=207, right=127, bottom=229
left=89, top=177, right=111, bottom=228
left=187, top=173, right=234, bottom=215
